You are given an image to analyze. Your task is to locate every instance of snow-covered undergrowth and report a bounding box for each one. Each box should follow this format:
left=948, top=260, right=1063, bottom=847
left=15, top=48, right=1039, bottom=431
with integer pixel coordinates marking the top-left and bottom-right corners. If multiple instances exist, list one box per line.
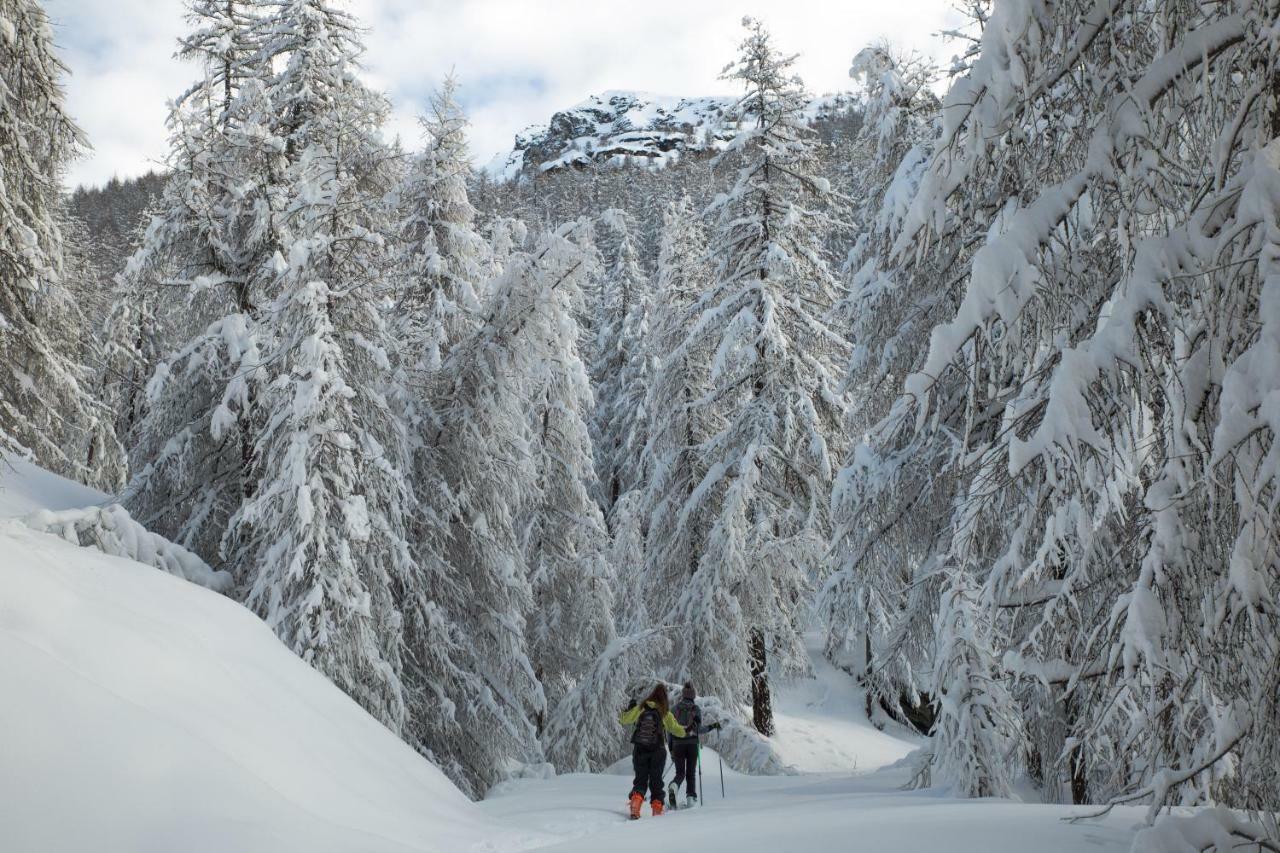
left=2, top=453, right=230, bottom=591
left=24, top=503, right=232, bottom=591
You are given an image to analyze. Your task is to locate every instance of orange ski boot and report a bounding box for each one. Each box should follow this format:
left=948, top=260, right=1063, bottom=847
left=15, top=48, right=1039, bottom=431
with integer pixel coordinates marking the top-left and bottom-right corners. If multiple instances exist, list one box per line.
left=628, top=792, right=644, bottom=820
left=651, top=798, right=664, bottom=817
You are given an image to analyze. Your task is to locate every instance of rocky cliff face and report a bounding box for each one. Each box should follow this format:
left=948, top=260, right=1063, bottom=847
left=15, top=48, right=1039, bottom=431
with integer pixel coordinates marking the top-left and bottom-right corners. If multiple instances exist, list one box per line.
left=484, top=90, right=855, bottom=181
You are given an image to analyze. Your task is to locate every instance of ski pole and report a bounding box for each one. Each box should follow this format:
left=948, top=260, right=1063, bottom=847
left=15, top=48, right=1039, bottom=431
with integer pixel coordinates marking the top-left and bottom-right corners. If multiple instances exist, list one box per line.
left=698, top=742, right=705, bottom=807
left=719, top=751, right=725, bottom=799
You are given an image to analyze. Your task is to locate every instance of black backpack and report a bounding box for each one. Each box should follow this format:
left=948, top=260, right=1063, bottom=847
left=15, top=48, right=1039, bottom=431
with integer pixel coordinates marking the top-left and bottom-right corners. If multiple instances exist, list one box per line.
left=674, top=699, right=698, bottom=738
left=631, top=705, right=662, bottom=747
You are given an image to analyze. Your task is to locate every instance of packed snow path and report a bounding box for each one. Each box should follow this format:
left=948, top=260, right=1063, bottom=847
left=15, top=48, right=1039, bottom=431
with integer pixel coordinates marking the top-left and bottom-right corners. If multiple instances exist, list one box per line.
left=480, top=761, right=1143, bottom=852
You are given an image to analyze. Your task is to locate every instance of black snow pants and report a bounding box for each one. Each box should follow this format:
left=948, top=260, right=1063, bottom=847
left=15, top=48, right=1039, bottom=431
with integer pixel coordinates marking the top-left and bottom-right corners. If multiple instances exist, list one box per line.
left=671, top=741, right=698, bottom=798
left=631, top=745, right=667, bottom=802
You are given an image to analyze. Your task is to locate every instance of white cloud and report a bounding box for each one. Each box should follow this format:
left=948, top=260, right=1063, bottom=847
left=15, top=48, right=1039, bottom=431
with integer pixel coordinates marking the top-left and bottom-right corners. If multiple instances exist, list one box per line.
left=45, top=0, right=964, bottom=188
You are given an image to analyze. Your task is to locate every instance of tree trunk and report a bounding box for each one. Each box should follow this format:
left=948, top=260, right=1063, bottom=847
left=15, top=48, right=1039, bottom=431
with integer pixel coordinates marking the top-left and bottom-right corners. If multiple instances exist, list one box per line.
left=223, top=1, right=235, bottom=112
left=750, top=628, right=773, bottom=736
left=1065, top=693, right=1088, bottom=804
left=864, top=626, right=873, bottom=720
left=1270, top=67, right=1280, bottom=140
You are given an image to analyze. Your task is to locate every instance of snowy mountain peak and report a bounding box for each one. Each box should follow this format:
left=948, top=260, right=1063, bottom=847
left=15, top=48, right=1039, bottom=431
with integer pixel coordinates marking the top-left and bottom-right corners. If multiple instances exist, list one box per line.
left=484, top=89, right=856, bottom=181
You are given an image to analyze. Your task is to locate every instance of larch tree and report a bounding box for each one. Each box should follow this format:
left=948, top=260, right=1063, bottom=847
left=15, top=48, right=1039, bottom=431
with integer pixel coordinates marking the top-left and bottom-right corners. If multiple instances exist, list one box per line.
left=641, top=195, right=716, bottom=627
left=673, top=18, right=850, bottom=735
left=819, top=44, right=942, bottom=725
left=225, top=0, right=414, bottom=733
left=519, top=227, right=615, bottom=733
left=121, top=0, right=274, bottom=560
left=429, top=245, right=556, bottom=792
left=388, top=76, right=505, bottom=790
left=837, top=0, right=1280, bottom=835
left=590, top=208, right=651, bottom=512
left=533, top=230, right=667, bottom=771
left=0, top=0, right=121, bottom=486
left=395, top=74, right=487, bottom=375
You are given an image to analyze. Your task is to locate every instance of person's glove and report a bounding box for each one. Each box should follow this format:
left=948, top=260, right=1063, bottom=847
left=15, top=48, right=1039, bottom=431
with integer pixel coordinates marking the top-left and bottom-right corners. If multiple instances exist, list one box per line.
left=707, top=722, right=722, bottom=731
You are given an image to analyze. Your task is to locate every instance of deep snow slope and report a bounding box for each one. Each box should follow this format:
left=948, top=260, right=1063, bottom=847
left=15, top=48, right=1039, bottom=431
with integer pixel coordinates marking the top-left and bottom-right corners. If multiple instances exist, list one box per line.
left=0, top=453, right=108, bottom=518
left=0, top=460, right=514, bottom=853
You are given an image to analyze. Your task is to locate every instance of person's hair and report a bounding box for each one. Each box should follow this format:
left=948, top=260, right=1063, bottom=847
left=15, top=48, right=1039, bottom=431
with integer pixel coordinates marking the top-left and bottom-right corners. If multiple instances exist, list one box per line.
left=644, top=683, right=670, bottom=716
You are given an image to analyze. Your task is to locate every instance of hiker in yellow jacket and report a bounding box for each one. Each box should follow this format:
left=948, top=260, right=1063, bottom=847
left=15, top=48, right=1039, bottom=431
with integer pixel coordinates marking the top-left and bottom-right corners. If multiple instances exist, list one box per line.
left=619, top=683, right=687, bottom=819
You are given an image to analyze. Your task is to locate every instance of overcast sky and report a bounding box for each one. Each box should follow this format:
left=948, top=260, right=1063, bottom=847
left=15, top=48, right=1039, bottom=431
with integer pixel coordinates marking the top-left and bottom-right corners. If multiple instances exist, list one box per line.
left=44, top=0, right=965, bottom=189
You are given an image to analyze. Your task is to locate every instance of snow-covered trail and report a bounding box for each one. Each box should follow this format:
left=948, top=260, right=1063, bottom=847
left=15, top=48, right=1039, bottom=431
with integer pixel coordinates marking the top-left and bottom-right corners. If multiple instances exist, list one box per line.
left=478, top=642, right=1142, bottom=853
left=481, top=762, right=1142, bottom=853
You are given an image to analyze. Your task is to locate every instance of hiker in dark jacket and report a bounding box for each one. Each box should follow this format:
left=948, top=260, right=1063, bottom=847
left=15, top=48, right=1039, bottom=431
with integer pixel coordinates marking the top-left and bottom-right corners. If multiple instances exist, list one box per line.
left=618, top=683, right=687, bottom=819
left=668, top=681, right=718, bottom=806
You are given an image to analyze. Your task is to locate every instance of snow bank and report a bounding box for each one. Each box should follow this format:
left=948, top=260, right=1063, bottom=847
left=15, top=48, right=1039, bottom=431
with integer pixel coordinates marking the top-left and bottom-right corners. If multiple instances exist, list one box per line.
left=1131, top=807, right=1273, bottom=853
left=0, top=520, right=507, bottom=853
left=697, top=694, right=798, bottom=776
left=0, top=452, right=108, bottom=518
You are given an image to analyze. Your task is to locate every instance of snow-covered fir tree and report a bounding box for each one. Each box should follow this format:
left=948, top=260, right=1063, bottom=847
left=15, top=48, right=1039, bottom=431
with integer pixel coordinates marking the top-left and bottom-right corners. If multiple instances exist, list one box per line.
left=819, top=43, right=942, bottom=724
left=395, top=74, right=487, bottom=375
left=0, top=0, right=121, bottom=485
left=382, top=77, right=517, bottom=791
left=518, top=227, right=615, bottom=730
left=671, top=18, right=850, bottom=734
left=831, top=0, right=1280, bottom=829
left=222, top=0, right=415, bottom=735
left=590, top=208, right=651, bottom=512
left=121, top=0, right=275, bottom=558
left=928, top=569, right=1019, bottom=798
left=429, top=247, right=551, bottom=791
left=641, top=195, right=716, bottom=626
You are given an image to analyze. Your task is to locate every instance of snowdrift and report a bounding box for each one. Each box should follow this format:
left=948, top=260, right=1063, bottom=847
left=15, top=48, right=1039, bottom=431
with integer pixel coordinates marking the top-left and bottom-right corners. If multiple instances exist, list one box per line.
left=2, top=453, right=231, bottom=591
left=0, top=460, right=504, bottom=853
left=0, top=453, right=108, bottom=518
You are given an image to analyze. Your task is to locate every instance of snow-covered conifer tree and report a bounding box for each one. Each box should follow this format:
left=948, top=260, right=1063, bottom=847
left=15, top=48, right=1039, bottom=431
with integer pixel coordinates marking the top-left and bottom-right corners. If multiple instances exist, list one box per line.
left=607, top=488, right=653, bottom=636
left=641, top=196, right=716, bottom=625
left=224, top=0, right=414, bottom=735
left=381, top=78, right=519, bottom=789
left=590, top=208, right=651, bottom=511
left=838, top=0, right=1280, bottom=831
left=819, top=44, right=941, bottom=723
left=429, top=247, right=555, bottom=790
left=928, top=570, right=1019, bottom=798
left=396, top=74, right=487, bottom=374
left=0, top=0, right=121, bottom=484
left=121, top=0, right=274, bottom=558
left=519, top=227, right=615, bottom=727
left=673, top=19, right=850, bottom=734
